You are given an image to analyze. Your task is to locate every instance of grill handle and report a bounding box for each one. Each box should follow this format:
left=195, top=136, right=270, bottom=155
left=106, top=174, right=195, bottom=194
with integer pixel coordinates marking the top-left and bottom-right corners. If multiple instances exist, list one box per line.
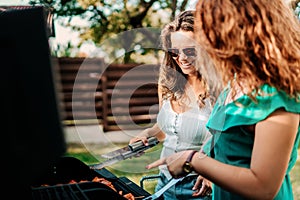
left=139, top=174, right=162, bottom=189
left=128, top=136, right=159, bottom=152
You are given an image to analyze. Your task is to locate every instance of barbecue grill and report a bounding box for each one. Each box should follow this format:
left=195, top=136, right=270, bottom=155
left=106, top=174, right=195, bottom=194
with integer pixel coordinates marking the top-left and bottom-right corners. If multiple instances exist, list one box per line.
left=31, top=156, right=151, bottom=200
left=0, top=5, right=152, bottom=200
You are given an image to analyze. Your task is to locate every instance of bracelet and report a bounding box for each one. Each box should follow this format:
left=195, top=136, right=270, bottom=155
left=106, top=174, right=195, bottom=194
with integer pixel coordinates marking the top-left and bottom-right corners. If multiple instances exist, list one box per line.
left=187, top=150, right=197, bottom=163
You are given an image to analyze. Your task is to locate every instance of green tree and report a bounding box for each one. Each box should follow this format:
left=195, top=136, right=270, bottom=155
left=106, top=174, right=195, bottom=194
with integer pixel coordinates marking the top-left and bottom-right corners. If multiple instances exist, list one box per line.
left=30, top=0, right=193, bottom=63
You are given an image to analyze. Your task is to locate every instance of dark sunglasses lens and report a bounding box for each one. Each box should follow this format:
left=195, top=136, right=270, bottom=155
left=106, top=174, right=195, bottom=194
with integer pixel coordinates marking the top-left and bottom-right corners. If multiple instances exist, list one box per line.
left=183, top=48, right=196, bottom=57
left=168, top=48, right=179, bottom=58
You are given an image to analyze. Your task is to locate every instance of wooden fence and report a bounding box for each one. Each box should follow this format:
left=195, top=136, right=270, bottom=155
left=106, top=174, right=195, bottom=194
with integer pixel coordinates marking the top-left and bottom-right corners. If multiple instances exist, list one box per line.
left=54, top=57, right=159, bottom=132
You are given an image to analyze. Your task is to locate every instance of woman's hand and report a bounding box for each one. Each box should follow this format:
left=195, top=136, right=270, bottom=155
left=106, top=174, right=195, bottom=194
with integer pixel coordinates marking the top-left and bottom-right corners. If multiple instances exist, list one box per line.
left=192, top=175, right=212, bottom=197
left=129, top=136, right=149, bottom=145
left=128, top=136, right=149, bottom=157
left=129, top=124, right=165, bottom=146
left=146, top=150, right=193, bottom=178
left=147, top=151, right=213, bottom=196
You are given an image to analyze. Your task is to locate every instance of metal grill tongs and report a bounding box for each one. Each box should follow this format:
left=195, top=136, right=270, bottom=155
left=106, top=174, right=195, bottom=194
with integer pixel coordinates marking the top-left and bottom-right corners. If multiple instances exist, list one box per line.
left=90, top=137, right=159, bottom=170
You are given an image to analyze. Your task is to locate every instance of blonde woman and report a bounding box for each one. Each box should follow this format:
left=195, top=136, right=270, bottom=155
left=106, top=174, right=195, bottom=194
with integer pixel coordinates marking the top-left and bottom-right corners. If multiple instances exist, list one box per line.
left=130, top=10, right=213, bottom=199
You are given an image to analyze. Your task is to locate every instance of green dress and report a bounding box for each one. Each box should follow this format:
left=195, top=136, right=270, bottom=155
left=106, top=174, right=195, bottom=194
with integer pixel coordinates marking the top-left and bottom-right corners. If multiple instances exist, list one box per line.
left=206, top=84, right=300, bottom=200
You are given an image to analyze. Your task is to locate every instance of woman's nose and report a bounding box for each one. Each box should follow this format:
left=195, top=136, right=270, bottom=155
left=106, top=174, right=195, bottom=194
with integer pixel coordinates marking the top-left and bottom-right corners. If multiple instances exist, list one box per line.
left=178, top=52, right=188, bottom=60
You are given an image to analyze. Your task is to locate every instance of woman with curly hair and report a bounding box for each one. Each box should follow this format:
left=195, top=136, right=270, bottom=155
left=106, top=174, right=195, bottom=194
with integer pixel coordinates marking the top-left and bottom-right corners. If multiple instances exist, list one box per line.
left=129, top=10, right=214, bottom=199
left=147, top=1, right=300, bottom=199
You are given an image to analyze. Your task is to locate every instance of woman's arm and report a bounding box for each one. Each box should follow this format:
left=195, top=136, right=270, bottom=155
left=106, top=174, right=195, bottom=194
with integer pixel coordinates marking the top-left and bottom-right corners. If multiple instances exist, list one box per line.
left=129, top=123, right=165, bottom=144
left=147, top=109, right=299, bottom=199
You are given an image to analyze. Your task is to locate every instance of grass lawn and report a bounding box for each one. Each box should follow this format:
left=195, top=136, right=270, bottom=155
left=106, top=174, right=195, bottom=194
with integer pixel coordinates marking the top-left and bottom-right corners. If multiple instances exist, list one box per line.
left=66, top=143, right=300, bottom=199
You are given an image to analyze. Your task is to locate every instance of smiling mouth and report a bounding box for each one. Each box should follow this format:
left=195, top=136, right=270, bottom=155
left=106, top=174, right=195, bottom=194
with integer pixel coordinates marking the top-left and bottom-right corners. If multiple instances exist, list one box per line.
left=180, top=62, right=193, bottom=68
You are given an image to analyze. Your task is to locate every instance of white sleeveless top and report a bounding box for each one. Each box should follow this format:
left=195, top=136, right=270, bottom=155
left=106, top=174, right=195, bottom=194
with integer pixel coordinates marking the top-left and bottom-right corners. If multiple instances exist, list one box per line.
left=157, top=98, right=212, bottom=180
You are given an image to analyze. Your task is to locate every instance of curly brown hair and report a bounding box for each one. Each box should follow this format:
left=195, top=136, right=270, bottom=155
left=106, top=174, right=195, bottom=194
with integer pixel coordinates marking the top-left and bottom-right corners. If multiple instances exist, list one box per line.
left=195, top=0, right=300, bottom=100
left=159, top=10, right=211, bottom=107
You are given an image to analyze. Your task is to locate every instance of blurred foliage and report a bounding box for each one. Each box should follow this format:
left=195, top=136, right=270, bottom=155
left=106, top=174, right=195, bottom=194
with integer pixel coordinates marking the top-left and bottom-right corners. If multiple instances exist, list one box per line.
left=30, top=0, right=300, bottom=62
left=29, top=0, right=193, bottom=63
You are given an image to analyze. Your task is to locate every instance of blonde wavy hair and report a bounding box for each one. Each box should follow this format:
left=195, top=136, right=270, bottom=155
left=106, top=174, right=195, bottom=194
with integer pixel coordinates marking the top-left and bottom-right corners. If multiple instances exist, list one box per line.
left=195, top=0, right=300, bottom=100
left=159, top=10, right=211, bottom=107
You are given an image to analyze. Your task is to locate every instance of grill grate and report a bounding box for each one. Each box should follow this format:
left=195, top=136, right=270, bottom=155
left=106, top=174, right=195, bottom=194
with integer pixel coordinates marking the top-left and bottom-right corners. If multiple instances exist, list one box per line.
left=31, top=157, right=150, bottom=199
left=32, top=182, right=127, bottom=200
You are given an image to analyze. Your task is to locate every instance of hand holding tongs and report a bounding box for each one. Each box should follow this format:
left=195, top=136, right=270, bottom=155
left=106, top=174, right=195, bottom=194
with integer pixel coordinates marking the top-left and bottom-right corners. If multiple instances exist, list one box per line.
left=90, top=137, right=159, bottom=170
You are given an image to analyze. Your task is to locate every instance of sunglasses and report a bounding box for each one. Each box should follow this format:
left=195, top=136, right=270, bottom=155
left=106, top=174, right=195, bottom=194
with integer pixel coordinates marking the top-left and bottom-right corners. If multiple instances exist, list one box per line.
left=168, top=47, right=196, bottom=58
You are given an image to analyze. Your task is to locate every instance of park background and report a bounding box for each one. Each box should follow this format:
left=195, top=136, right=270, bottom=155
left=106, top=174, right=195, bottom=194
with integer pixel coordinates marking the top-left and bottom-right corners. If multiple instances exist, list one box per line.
left=1, top=0, right=299, bottom=198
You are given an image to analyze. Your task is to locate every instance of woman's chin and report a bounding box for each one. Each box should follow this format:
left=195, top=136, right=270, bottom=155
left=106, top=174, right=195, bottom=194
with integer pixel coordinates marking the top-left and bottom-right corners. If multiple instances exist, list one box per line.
left=181, top=66, right=196, bottom=74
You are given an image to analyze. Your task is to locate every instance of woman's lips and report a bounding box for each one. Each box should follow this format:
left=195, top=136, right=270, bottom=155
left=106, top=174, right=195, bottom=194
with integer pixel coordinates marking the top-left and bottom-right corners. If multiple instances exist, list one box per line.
left=180, top=63, right=193, bottom=69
